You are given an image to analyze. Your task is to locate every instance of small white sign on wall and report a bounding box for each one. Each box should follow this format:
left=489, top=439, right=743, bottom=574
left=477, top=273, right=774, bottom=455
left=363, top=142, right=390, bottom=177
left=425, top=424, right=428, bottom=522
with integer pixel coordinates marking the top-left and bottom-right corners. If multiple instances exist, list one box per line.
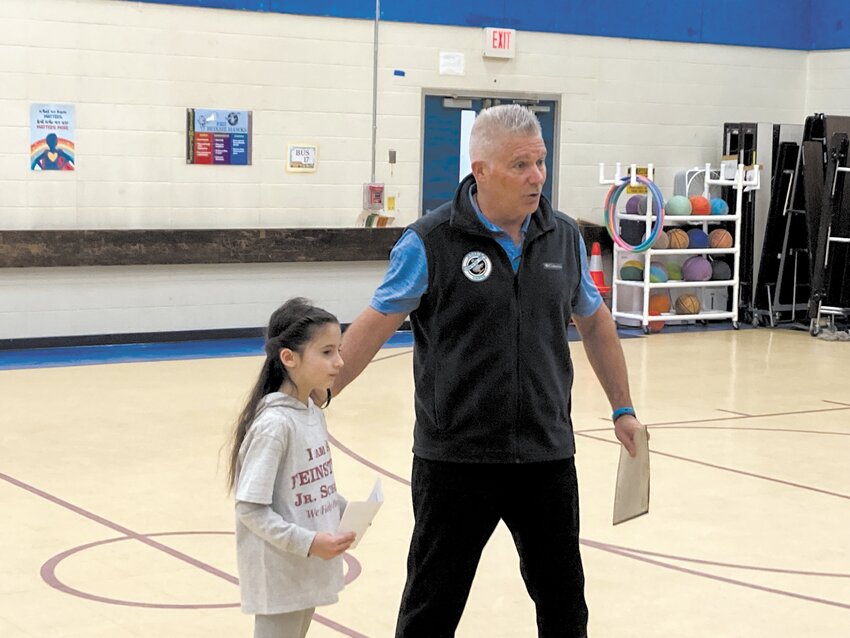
left=439, top=52, right=465, bottom=76
left=287, top=144, right=317, bottom=172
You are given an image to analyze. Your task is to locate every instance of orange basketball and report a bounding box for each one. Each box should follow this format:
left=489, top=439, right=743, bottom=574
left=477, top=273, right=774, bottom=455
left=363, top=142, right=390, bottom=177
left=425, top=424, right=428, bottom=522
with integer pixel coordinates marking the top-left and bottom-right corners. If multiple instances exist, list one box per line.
left=667, top=228, right=689, bottom=249
left=709, top=228, right=733, bottom=248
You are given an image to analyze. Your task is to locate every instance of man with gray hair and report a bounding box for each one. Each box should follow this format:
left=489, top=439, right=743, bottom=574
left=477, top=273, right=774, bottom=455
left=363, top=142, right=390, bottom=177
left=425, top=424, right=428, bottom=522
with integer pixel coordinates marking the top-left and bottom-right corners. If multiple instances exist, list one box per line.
left=333, top=104, right=643, bottom=637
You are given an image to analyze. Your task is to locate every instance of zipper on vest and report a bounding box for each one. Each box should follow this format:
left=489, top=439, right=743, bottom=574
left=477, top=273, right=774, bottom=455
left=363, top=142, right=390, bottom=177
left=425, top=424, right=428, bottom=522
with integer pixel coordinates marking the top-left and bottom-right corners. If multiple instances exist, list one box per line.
left=513, top=270, right=522, bottom=463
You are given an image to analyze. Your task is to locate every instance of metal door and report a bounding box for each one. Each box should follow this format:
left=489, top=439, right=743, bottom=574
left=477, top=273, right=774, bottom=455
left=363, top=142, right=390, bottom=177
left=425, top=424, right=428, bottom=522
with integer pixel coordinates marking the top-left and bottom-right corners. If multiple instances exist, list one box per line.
left=421, top=94, right=558, bottom=214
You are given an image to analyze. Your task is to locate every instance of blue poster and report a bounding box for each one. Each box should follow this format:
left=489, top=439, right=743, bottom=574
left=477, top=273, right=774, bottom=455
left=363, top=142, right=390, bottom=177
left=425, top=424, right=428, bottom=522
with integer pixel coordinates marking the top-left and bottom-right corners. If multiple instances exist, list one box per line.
left=187, top=108, right=252, bottom=165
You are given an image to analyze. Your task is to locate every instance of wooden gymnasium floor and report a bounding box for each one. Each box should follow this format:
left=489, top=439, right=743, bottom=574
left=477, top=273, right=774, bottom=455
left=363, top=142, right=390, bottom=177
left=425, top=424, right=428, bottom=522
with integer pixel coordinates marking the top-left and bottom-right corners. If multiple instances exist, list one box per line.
left=1, top=327, right=848, bottom=637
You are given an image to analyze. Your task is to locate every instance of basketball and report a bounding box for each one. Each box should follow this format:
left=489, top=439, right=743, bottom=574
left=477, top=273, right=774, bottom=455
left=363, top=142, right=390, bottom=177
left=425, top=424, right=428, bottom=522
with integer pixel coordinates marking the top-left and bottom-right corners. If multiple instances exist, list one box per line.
left=682, top=255, right=712, bottom=281
left=689, top=195, right=711, bottom=215
left=675, top=293, right=701, bottom=315
left=620, top=259, right=644, bottom=281
left=649, top=261, right=668, bottom=283
left=687, top=228, right=710, bottom=249
left=710, top=197, right=729, bottom=215
left=665, top=195, right=692, bottom=216
left=667, top=228, right=689, bottom=249
left=711, top=259, right=732, bottom=280
left=709, top=228, right=733, bottom=248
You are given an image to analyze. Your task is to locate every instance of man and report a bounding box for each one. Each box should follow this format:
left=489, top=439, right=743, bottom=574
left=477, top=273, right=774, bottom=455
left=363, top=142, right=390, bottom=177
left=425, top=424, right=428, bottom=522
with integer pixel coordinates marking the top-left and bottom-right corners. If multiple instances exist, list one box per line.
left=333, top=104, right=644, bottom=637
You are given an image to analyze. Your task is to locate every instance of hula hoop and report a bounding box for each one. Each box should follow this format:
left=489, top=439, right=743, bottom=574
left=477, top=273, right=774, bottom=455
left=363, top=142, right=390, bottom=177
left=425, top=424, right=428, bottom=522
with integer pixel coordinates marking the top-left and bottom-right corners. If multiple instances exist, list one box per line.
left=603, top=174, right=665, bottom=252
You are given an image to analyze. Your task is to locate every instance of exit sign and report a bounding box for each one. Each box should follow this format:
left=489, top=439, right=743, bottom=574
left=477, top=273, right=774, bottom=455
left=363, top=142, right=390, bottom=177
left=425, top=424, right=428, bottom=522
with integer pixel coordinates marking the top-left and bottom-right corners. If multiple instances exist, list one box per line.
left=483, top=27, right=516, bottom=59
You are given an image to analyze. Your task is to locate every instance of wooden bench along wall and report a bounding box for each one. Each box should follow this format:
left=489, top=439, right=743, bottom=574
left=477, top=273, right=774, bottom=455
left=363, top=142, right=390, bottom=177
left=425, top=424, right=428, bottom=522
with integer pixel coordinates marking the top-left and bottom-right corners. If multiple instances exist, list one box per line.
left=0, top=224, right=609, bottom=268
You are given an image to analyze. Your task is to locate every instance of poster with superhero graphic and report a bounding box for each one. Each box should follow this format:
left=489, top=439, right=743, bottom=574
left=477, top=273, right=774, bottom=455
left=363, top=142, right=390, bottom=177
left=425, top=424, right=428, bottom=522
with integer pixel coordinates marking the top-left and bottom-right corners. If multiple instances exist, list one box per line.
left=30, top=104, right=75, bottom=171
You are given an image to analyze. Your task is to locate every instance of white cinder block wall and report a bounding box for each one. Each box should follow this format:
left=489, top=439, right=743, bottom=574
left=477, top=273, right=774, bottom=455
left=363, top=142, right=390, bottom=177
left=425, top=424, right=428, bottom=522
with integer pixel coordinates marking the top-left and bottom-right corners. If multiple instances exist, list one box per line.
left=806, top=51, right=850, bottom=116
left=0, top=262, right=386, bottom=339
left=0, top=0, right=824, bottom=339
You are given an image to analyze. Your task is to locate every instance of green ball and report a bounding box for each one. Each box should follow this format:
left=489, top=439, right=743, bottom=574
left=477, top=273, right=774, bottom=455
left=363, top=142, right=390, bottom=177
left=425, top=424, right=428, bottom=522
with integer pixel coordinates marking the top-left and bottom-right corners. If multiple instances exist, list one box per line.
left=667, top=262, right=683, bottom=280
left=666, top=195, right=692, bottom=216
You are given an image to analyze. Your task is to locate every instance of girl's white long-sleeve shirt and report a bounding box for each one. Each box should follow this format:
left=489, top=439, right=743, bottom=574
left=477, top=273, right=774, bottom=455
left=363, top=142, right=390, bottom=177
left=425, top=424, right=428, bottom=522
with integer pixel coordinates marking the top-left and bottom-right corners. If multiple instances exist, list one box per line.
left=235, top=392, right=346, bottom=615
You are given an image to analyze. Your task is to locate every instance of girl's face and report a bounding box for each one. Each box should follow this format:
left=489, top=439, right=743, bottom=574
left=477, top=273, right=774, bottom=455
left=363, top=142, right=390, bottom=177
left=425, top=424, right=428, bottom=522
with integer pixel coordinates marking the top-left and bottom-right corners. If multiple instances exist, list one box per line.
left=282, top=322, right=344, bottom=397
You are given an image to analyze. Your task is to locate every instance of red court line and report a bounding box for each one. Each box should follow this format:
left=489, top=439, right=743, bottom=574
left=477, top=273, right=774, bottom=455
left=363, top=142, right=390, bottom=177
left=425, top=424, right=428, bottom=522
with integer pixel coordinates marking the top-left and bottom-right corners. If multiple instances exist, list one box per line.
left=575, top=431, right=850, bottom=500
left=328, top=435, right=411, bottom=486
left=583, top=541, right=850, bottom=578
left=822, top=399, right=850, bottom=407
left=642, top=403, right=850, bottom=427
left=0, top=472, right=368, bottom=638
left=715, top=408, right=753, bottom=417
left=581, top=539, right=850, bottom=610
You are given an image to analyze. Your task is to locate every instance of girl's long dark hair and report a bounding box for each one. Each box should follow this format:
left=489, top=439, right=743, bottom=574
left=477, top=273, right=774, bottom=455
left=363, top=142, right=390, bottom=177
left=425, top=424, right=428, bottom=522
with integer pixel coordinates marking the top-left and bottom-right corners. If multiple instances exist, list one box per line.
left=227, top=298, right=338, bottom=492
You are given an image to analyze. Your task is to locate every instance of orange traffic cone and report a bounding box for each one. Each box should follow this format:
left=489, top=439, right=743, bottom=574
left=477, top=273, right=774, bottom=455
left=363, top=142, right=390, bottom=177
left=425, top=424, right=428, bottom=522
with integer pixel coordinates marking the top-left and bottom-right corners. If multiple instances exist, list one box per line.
left=589, top=241, right=611, bottom=295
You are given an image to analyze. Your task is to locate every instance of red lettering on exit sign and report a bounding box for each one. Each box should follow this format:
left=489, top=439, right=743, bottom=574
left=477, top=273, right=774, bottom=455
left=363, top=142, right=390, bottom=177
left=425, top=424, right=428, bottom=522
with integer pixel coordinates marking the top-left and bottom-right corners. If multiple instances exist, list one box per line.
left=483, top=27, right=517, bottom=59
left=492, top=30, right=511, bottom=49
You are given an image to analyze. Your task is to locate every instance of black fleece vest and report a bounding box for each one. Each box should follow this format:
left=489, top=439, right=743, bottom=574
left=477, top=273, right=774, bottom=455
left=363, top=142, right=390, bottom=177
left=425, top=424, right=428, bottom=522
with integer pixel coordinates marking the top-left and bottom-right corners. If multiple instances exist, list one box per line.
left=407, top=174, right=583, bottom=463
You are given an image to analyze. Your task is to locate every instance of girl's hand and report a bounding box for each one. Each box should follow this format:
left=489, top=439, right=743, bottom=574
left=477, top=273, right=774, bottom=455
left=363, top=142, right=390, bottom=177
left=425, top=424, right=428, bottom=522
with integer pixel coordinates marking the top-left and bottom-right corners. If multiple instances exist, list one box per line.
left=308, top=532, right=356, bottom=559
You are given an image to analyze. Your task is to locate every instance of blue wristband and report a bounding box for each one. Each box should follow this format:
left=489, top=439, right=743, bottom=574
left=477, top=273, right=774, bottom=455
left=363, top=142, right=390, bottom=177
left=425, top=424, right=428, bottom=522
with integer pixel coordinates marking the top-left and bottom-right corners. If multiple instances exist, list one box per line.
left=612, top=407, right=636, bottom=422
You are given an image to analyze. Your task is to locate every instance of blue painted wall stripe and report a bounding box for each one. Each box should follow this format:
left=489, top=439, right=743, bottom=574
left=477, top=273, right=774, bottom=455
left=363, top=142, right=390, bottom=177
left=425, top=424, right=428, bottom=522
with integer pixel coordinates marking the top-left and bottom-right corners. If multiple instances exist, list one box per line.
left=0, top=332, right=416, bottom=371
left=125, top=1, right=837, bottom=51
left=809, top=0, right=850, bottom=50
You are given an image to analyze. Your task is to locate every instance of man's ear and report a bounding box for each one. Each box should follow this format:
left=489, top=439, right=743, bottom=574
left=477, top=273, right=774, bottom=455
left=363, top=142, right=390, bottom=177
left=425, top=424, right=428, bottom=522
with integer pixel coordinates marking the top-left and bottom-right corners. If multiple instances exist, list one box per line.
left=279, top=348, right=298, bottom=369
left=471, top=159, right=487, bottom=182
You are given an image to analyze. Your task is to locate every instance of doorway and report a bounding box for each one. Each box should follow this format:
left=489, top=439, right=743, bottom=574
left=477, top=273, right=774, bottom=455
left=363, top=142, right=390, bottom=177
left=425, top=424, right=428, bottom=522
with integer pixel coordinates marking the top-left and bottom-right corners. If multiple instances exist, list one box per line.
left=421, top=93, right=559, bottom=214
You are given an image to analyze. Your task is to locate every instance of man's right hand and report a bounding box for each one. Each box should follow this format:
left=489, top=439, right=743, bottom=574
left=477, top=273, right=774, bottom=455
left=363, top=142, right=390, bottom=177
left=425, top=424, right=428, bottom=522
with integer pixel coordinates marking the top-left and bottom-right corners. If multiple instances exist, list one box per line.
left=308, top=531, right=356, bottom=559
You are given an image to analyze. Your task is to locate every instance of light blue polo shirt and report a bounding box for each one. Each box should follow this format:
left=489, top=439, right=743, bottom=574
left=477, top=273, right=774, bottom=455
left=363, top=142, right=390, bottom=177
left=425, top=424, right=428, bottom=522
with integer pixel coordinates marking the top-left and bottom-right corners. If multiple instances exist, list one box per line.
left=371, top=189, right=602, bottom=316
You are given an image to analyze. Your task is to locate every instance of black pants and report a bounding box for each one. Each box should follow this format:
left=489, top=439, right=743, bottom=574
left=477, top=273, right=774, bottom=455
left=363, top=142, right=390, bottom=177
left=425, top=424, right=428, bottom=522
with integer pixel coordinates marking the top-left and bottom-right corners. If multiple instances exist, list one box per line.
left=395, top=456, right=588, bottom=638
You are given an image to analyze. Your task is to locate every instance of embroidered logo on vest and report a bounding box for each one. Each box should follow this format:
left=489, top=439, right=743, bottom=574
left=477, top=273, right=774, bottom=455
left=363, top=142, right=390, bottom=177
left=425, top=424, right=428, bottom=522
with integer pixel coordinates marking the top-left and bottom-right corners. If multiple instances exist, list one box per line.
left=461, top=251, right=492, bottom=282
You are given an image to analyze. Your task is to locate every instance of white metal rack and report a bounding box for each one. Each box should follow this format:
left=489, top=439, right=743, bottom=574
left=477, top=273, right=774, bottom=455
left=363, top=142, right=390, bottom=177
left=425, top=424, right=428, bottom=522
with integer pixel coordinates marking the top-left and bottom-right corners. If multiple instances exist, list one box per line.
left=599, top=162, right=760, bottom=333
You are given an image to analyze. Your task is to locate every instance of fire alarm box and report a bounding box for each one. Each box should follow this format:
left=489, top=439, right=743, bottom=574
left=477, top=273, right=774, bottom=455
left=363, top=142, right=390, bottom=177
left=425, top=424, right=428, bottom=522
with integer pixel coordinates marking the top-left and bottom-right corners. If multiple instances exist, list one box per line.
left=363, top=183, right=384, bottom=211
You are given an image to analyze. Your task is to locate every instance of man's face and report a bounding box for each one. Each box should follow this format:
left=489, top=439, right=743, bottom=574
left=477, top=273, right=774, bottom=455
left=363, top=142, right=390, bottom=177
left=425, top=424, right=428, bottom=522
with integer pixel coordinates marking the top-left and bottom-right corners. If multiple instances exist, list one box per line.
left=475, top=133, right=547, bottom=219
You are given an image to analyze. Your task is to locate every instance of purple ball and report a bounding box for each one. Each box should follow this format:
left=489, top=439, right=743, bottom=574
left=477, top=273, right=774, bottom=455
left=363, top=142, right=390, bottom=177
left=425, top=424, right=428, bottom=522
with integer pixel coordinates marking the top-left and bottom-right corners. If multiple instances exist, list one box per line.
left=625, top=195, right=646, bottom=215
left=682, top=256, right=713, bottom=281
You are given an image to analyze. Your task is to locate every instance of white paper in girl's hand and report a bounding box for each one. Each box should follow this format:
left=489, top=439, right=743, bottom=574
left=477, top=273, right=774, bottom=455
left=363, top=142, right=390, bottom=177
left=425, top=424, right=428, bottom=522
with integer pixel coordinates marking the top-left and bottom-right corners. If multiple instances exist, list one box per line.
left=337, top=478, right=383, bottom=548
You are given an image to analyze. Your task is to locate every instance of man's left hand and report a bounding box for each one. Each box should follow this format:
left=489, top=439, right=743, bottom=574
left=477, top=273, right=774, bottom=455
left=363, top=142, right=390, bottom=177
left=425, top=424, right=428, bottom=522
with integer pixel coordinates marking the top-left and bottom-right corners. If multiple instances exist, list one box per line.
left=614, top=415, right=647, bottom=457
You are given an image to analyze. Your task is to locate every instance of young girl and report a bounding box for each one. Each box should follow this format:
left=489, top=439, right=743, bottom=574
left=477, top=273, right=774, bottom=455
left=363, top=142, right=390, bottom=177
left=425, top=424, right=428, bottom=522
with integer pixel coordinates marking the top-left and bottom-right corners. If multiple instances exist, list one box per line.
left=228, top=298, right=355, bottom=638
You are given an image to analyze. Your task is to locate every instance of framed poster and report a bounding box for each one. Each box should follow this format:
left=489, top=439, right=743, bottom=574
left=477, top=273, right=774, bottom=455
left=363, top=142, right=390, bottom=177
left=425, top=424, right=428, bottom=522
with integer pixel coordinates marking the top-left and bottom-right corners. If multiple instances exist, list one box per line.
left=186, top=108, right=252, bottom=165
left=287, top=144, right=317, bottom=172
left=31, top=104, right=75, bottom=171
